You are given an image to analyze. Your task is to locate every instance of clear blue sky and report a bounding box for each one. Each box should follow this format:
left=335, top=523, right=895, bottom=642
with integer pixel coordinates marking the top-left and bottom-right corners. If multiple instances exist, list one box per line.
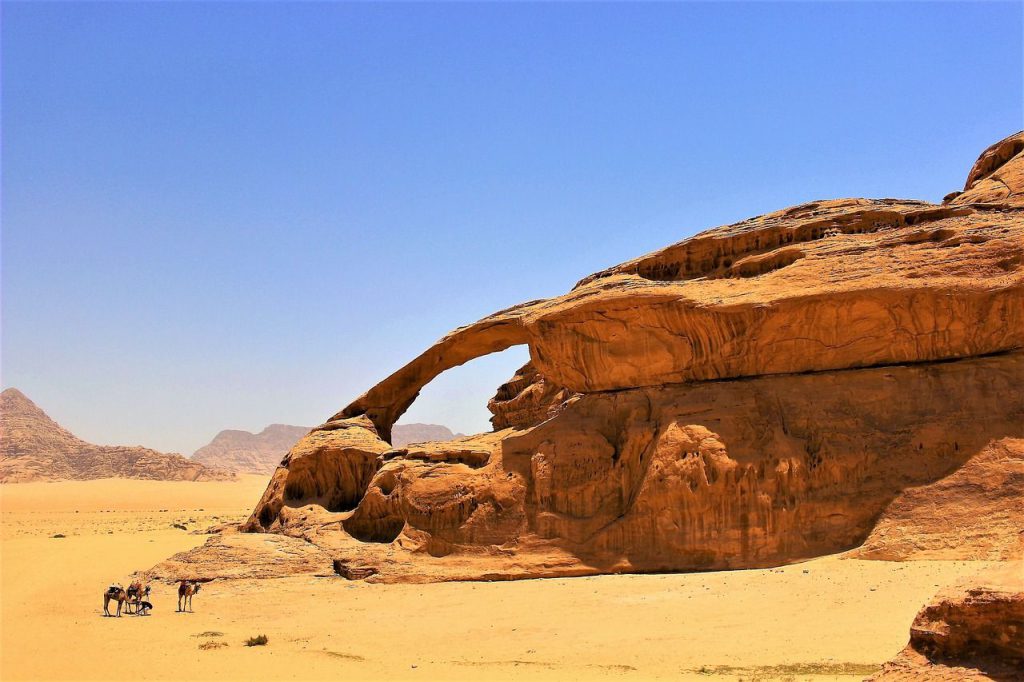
left=2, top=2, right=1021, bottom=455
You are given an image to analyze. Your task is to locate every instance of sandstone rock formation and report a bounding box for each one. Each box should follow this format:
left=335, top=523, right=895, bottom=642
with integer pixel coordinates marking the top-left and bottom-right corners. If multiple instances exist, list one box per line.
left=157, top=132, right=1024, bottom=583
left=191, top=423, right=459, bottom=474
left=872, top=562, right=1024, bottom=680
left=0, top=388, right=233, bottom=483
left=854, top=438, right=1024, bottom=561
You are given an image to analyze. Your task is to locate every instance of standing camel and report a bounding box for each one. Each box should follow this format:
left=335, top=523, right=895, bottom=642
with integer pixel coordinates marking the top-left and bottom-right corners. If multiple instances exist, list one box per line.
left=125, top=581, right=150, bottom=615
left=103, top=586, right=127, bottom=617
left=177, top=580, right=201, bottom=612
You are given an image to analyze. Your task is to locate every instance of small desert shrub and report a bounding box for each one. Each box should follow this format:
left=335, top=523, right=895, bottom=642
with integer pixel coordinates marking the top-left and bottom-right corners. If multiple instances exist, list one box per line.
left=245, top=634, right=268, bottom=647
left=52, top=533, right=66, bottom=538
left=198, top=641, right=228, bottom=650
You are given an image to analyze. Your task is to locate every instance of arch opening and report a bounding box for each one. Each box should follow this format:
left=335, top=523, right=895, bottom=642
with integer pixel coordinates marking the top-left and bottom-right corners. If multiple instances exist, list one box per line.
left=393, top=345, right=531, bottom=443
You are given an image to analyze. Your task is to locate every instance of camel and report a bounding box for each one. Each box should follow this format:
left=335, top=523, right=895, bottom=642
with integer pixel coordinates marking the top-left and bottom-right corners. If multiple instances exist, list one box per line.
left=124, top=581, right=151, bottom=615
left=177, top=580, right=201, bottom=612
left=103, top=586, right=127, bottom=617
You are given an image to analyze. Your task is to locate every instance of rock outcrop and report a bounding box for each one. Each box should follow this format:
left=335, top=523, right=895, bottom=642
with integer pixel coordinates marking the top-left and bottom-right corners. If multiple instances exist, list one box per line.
left=872, top=562, right=1024, bottom=680
left=487, top=362, right=574, bottom=431
left=162, top=132, right=1024, bottom=583
left=0, top=388, right=233, bottom=483
left=191, top=423, right=459, bottom=474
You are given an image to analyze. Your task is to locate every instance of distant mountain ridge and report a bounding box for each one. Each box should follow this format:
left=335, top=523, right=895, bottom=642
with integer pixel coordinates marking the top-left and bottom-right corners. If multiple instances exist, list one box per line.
left=191, top=422, right=461, bottom=474
left=192, top=424, right=310, bottom=474
left=392, top=423, right=462, bottom=448
left=0, top=388, right=233, bottom=483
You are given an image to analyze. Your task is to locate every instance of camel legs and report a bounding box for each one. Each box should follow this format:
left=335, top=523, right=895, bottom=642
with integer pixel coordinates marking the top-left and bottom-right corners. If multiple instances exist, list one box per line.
left=103, top=592, right=125, bottom=617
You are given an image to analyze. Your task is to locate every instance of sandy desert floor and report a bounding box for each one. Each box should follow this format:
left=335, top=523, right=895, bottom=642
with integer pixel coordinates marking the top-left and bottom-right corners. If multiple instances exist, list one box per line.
left=0, top=477, right=995, bottom=682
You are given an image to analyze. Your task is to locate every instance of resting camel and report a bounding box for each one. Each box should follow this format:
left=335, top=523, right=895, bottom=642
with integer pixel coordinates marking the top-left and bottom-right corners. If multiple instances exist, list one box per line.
left=103, top=586, right=127, bottom=617
left=177, top=580, right=201, bottom=612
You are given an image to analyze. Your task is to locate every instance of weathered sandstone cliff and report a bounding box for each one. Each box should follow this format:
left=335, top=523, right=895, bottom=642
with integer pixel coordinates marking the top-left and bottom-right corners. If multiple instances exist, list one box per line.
left=154, top=132, right=1024, bottom=583
left=0, top=388, right=233, bottom=483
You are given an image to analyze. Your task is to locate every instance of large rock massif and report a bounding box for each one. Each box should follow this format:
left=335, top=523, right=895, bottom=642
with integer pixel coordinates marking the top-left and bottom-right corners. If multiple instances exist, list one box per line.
left=0, top=388, right=233, bottom=483
left=191, top=423, right=459, bottom=474
left=154, top=133, right=1024, bottom=588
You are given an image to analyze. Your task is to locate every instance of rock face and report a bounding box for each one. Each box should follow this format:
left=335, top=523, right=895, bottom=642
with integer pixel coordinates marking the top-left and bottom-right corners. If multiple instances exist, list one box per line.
left=487, top=362, right=574, bottom=431
left=0, top=388, right=233, bottom=483
left=854, top=438, right=1024, bottom=562
left=165, top=133, right=1024, bottom=583
left=872, top=563, right=1024, bottom=680
left=191, top=423, right=459, bottom=474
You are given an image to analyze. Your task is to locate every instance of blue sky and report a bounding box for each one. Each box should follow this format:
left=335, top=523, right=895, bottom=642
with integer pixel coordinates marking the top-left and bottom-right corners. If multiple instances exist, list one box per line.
left=2, top=2, right=1021, bottom=454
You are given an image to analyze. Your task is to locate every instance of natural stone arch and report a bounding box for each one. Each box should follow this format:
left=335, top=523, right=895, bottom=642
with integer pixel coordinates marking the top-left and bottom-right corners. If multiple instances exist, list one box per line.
left=336, top=302, right=538, bottom=442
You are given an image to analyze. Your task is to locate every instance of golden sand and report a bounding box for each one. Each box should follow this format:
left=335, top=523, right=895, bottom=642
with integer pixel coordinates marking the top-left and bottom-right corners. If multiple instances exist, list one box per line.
left=0, top=477, right=991, bottom=681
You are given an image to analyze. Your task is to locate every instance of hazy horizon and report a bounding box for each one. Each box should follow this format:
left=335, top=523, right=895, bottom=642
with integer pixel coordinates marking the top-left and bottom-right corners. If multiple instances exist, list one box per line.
left=3, top=1, right=1022, bottom=454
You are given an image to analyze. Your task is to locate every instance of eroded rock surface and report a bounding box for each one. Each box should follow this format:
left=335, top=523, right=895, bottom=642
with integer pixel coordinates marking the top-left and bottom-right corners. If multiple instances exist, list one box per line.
left=167, top=132, right=1024, bottom=583
left=872, top=562, right=1024, bottom=680
left=854, top=439, right=1024, bottom=561
left=487, top=362, right=575, bottom=431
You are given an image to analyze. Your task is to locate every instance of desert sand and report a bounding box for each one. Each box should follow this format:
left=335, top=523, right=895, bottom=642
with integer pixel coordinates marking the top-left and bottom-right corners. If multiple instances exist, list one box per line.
left=0, top=477, right=995, bottom=681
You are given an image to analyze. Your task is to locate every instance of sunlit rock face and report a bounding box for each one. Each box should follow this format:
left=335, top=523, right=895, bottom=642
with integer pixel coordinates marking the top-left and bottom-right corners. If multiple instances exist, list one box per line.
left=160, top=132, right=1024, bottom=583
left=871, top=562, right=1024, bottom=680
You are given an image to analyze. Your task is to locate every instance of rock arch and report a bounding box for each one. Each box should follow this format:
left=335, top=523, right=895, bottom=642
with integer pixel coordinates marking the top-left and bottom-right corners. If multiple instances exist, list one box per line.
left=336, top=302, right=537, bottom=442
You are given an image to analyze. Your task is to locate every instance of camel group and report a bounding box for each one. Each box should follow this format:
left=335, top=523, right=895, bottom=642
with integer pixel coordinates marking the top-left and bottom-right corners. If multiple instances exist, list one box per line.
left=102, top=580, right=151, bottom=617
left=102, top=579, right=201, bottom=617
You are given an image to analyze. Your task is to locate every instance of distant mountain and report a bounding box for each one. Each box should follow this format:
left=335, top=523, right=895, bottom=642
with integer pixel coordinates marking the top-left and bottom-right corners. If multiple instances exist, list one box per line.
left=192, top=424, right=310, bottom=474
left=391, top=423, right=461, bottom=447
left=191, top=422, right=461, bottom=474
left=0, top=388, right=234, bottom=483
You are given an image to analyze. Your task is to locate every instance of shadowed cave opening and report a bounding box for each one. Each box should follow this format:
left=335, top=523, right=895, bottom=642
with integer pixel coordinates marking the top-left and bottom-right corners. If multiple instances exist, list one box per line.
left=345, top=515, right=406, bottom=544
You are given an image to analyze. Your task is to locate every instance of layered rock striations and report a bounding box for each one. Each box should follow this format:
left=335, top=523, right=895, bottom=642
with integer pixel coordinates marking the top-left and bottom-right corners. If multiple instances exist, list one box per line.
left=0, top=388, right=233, bottom=483
left=157, top=132, right=1024, bottom=583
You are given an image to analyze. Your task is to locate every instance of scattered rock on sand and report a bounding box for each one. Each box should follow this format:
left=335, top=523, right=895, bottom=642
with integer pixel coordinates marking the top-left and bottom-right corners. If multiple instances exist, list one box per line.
left=872, top=562, right=1024, bottom=680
